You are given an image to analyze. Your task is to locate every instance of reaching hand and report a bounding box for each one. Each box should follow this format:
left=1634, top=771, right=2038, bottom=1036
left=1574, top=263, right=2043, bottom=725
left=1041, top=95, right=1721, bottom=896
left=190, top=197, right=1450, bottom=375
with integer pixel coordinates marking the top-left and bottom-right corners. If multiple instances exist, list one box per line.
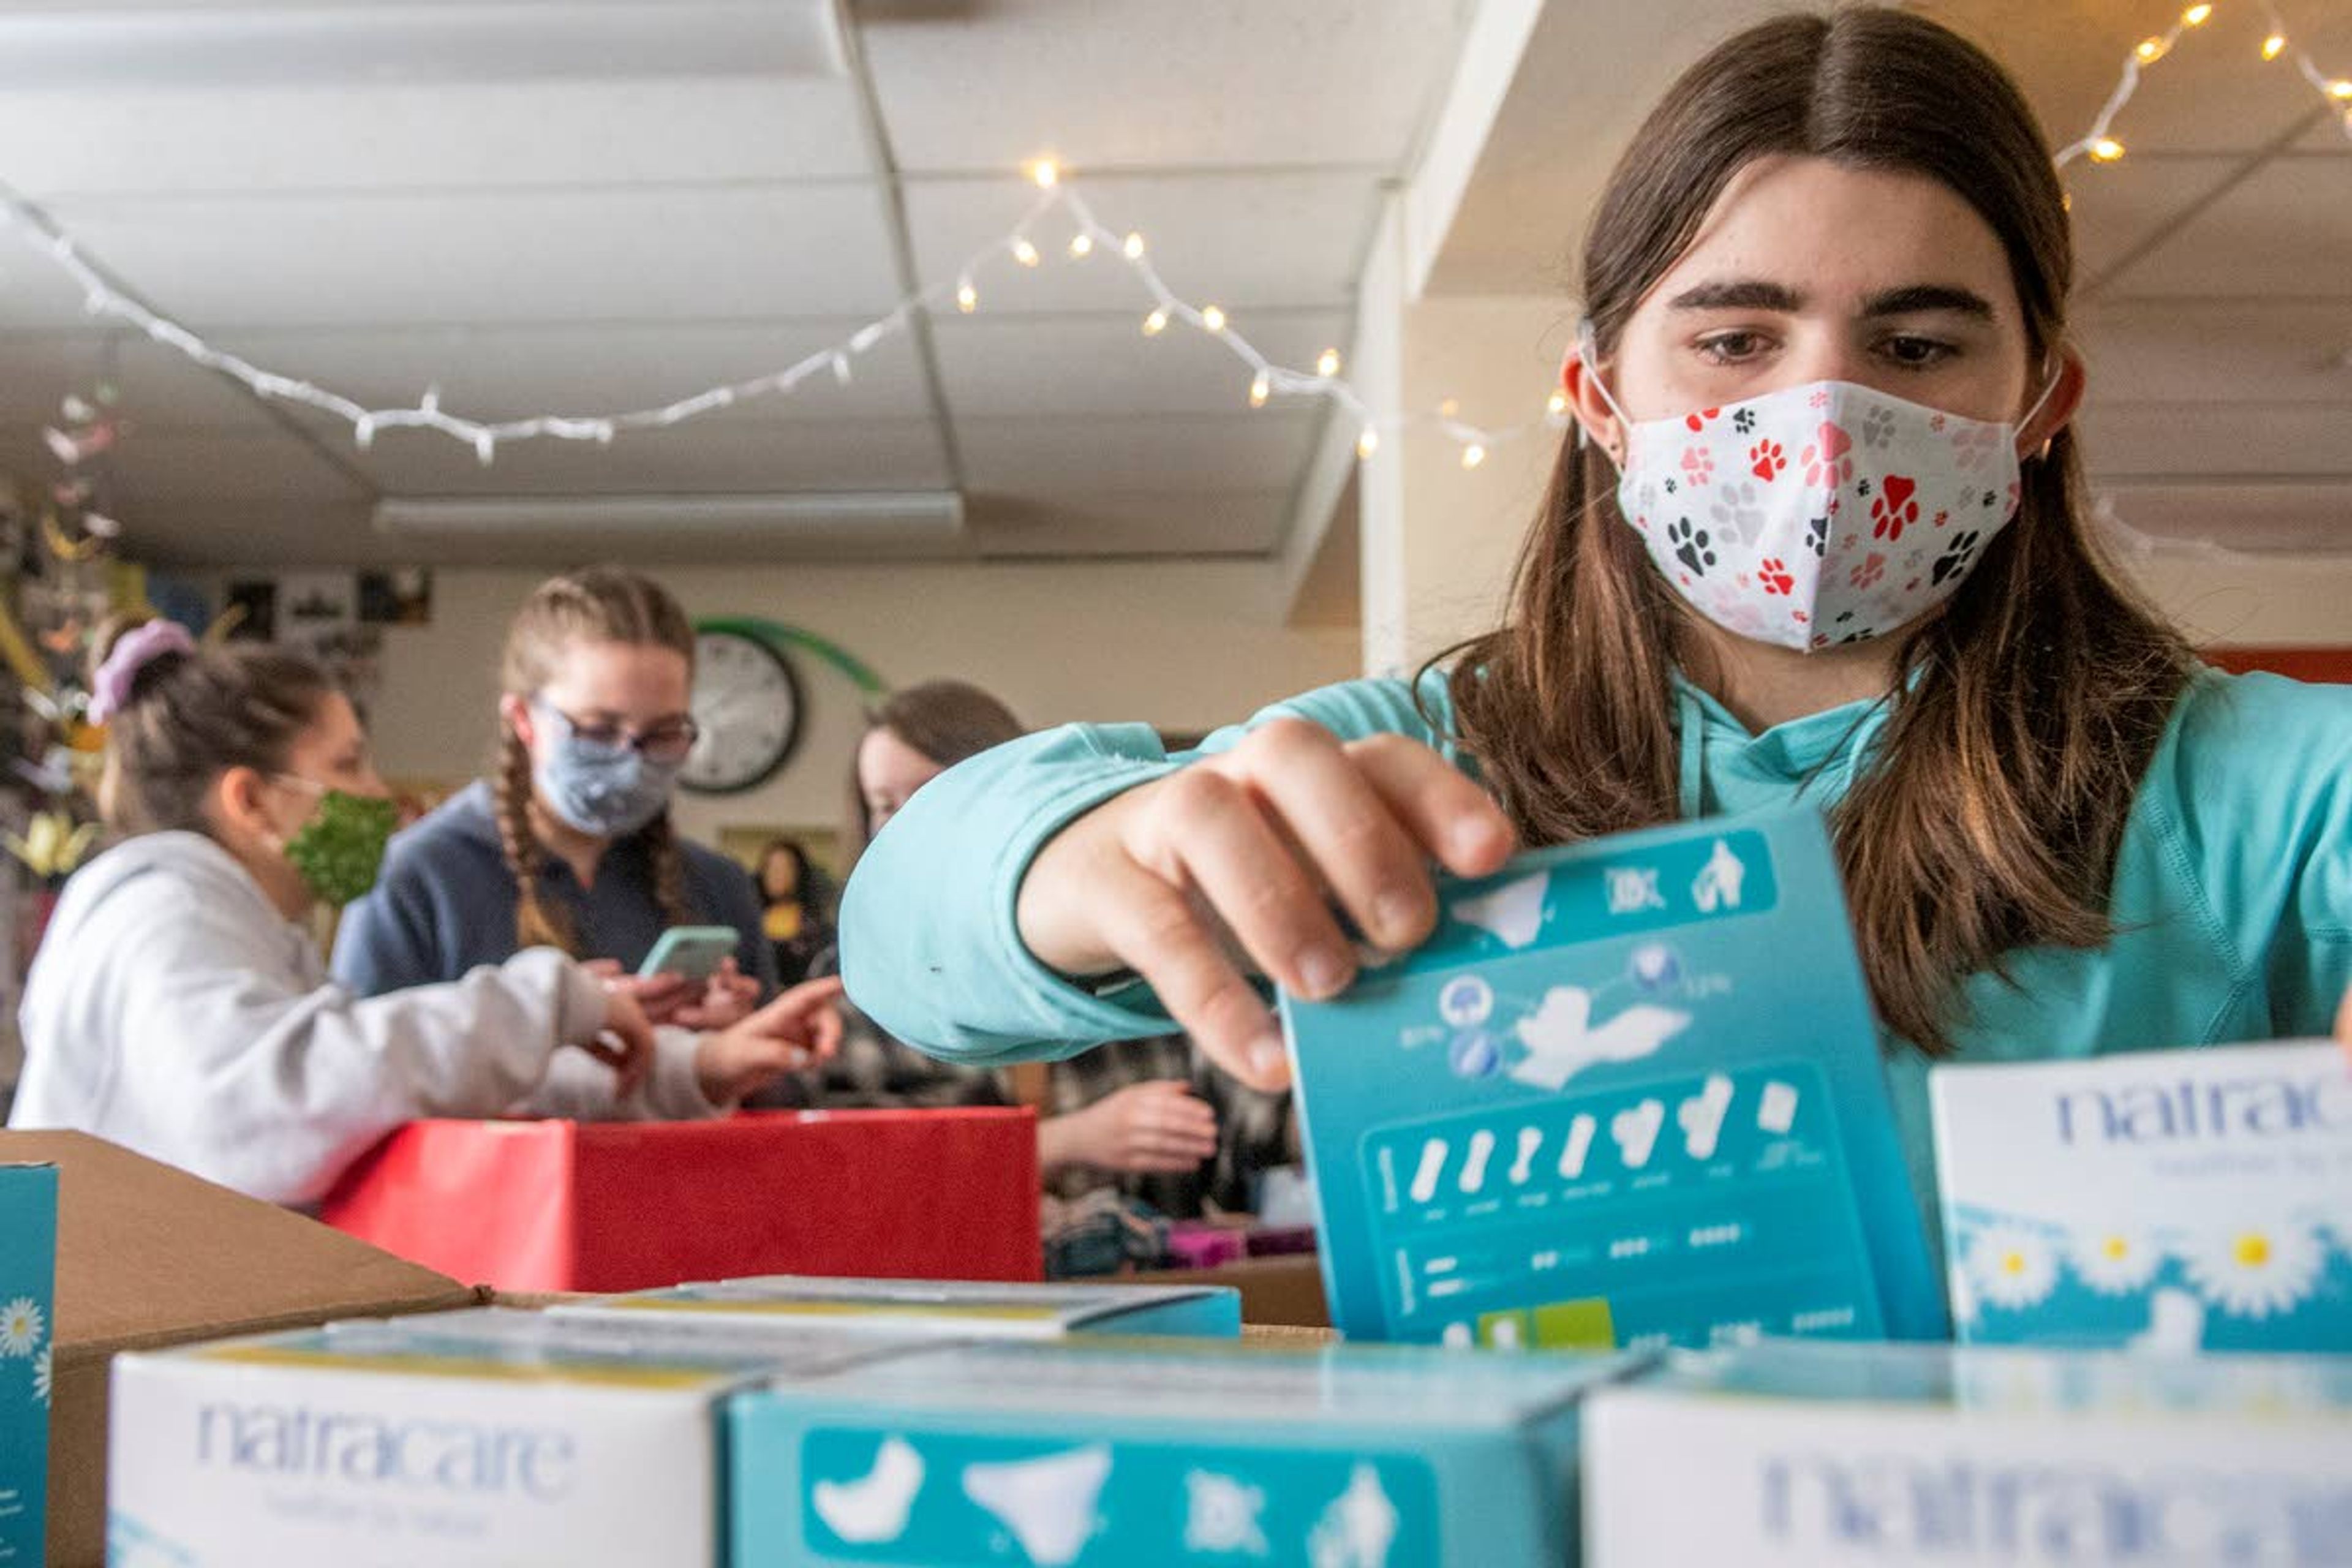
left=567, top=987, right=654, bottom=1098
left=1041, top=1079, right=1221, bottom=1175
left=694, top=976, right=846, bottom=1107
left=1015, top=720, right=1515, bottom=1093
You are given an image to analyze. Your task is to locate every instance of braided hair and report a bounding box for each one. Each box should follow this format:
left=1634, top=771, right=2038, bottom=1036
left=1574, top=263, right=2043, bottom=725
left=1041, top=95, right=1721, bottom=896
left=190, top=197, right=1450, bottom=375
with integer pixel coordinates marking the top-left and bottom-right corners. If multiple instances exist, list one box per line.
left=495, top=568, right=698, bottom=954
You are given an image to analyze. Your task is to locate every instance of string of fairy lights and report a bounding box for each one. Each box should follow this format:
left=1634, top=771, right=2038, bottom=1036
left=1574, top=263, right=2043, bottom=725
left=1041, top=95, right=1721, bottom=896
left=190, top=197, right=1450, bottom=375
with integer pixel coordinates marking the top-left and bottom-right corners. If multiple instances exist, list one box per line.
left=1, top=2, right=2345, bottom=492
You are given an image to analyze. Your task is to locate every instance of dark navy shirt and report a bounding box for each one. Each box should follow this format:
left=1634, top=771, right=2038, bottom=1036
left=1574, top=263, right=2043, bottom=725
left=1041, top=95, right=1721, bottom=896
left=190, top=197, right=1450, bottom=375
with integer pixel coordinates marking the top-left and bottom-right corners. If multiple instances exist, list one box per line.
left=332, top=781, right=776, bottom=998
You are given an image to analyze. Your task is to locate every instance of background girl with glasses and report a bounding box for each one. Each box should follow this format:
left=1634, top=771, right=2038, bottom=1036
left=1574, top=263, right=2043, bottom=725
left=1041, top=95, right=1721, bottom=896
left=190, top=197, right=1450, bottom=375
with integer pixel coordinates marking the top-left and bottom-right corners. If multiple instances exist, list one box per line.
left=336, top=569, right=794, bottom=1093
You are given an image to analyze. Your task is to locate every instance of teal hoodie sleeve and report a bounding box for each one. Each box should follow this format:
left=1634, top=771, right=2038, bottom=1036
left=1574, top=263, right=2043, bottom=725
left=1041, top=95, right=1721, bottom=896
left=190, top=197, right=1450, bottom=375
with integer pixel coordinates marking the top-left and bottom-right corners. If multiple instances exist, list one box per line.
left=2155, top=670, right=2352, bottom=1039
left=839, top=674, right=1457, bottom=1064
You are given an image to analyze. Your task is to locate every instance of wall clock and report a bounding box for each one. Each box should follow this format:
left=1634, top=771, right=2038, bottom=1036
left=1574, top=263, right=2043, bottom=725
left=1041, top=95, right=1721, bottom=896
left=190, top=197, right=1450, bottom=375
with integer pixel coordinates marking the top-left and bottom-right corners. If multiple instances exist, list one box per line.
left=680, top=625, right=803, bottom=794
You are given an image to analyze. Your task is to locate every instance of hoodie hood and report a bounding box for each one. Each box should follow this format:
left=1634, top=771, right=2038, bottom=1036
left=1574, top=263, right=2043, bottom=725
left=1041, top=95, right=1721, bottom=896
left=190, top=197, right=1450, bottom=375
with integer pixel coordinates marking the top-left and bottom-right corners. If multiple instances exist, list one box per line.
left=1671, top=674, right=1899, bottom=820
left=40, top=831, right=314, bottom=980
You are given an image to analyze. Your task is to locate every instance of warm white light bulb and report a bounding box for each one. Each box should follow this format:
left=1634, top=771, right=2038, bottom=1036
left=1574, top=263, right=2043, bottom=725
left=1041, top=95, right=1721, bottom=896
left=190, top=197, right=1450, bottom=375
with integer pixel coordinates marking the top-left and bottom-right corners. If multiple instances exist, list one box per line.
left=1012, top=238, right=1041, bottom=267
left=1142, top=307, right=1169, bottom=337
left=2181, top=4, right=2212, bottom=25
left=2331, top=79, right=2352, bottom=100
left=2261, top=32, right=2286, bottom=61
left=956, top=279, right=978, bottom=314
left=1547, top=390, right=1570, bottom=417
left=1030, top=159, right=1060, bottom=189
left=1068, top=233, right=1094, bottom=259
left=1122, top=232, right=1146, bottom=260
left=1355, top=426, right=1380, bottom=459
left=2135, top=36, right=2169, bottom=64
left=1316, top=348, right=1342, bottom=378
left=1250, top=372, right=1271, bottom=408
left=2089, top=137, right=2126, bottom=163
left=1438, top=398, right=1460, bottom=418
left=1201, top=305, right=1227, bottom=333
left=1461, top=443, right=1488, bottom=470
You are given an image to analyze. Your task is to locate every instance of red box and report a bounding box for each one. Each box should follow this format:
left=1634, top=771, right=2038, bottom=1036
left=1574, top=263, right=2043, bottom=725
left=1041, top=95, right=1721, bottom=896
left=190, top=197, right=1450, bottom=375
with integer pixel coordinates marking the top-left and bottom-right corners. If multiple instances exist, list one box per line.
left=320, top=1107, right=1041, bottom=1293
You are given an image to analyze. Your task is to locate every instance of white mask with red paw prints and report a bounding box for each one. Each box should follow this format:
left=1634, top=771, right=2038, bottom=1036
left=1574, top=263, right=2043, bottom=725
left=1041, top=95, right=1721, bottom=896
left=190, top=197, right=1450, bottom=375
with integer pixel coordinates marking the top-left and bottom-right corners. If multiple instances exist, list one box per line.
left=1591, top=368, right=2055, bottom=652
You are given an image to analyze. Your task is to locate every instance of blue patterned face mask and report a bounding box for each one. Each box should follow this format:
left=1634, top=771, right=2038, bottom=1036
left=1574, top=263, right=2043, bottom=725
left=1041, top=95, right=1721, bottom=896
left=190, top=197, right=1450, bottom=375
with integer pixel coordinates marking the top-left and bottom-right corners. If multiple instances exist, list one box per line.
left=529, top=702, right=682, bottom=838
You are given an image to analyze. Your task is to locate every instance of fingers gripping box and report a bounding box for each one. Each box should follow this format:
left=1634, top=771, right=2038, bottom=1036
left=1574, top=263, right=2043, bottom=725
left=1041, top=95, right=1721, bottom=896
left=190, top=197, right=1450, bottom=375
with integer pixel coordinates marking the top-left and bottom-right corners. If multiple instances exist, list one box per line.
left=1284, top=810, right=1945, bottom=1350
left=728, top=1336, right=1649, bottom=1567
left=104, top=1308, right=890, bottom=1567
left=1583, top=1340, right=2352, bottom=1566
left=1933, top=1041, right=2352, bottom=1352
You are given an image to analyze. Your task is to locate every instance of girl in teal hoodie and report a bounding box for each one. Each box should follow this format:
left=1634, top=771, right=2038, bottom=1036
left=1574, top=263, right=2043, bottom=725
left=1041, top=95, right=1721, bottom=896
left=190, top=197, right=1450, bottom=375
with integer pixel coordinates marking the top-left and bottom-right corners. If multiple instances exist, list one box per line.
left=839, top=9, right=2352, bottom=1215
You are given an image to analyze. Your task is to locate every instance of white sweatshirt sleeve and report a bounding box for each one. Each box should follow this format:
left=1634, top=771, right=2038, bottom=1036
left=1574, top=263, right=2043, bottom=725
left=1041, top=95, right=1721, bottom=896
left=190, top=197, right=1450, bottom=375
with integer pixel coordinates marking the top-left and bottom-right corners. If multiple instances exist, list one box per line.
left=513, top=1026, right=723, bottom=1122
left=15, top=864, right=615, bottom=1206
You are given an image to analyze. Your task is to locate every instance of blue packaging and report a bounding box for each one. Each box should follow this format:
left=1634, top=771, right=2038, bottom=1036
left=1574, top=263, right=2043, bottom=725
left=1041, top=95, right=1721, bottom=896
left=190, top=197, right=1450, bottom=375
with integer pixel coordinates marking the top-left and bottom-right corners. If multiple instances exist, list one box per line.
left=1584, top=1340, right=2352, bottom=1565
left=1, top=1161, right=56, bottom=1568
left=1283, top=810, right=1945, bottom=1349
left=1934, top=1040, right=2352, bottom=1352
left=729, top=1335, right=1646, bottom=1566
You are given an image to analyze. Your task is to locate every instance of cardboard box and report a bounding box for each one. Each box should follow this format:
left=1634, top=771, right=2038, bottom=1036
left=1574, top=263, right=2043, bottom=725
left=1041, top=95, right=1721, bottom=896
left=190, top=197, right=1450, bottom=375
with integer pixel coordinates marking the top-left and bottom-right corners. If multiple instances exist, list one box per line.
left=728, top=1335, right=1649, bottom=1566
left=1283, top=812, right=1945, bottom=1349
left=1933, top=1040, right=2351, bottom=1352
left=1, top=1159, right=57, bottom=1567
left=1583, top=1339, right=2352, bottom=1565
left=0, top=1130, right=478, bottom=1568
left=109, top=1308, right=890, bottom=1567
left=319, top=1107, right=1043, bottom=1292
left=557, top=1275, right=1242, bottom=1340
left=1126, top=1254, right=1330, bottom=1329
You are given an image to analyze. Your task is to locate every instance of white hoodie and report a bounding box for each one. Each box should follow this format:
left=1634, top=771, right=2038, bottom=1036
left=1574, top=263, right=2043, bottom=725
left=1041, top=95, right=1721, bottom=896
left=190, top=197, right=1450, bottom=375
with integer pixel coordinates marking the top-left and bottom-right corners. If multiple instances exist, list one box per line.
left=9, top=831, right=718, bottom=1205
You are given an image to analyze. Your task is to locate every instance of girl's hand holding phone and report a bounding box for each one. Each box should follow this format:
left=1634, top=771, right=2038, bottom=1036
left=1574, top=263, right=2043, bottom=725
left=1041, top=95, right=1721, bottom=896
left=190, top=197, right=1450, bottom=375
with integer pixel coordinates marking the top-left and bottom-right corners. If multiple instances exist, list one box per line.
left=665, top=958, right=761, bottom=1031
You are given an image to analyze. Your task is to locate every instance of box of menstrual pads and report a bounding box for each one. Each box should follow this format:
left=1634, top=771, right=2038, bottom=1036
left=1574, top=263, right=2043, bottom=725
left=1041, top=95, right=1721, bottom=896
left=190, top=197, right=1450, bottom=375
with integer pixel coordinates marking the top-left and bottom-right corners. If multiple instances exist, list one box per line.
left=0, top=1160, right=57, bottom=1567
left=104, top=1307, right=907, bottom=1567
left=1583, top=1339, right=2352, bottom=1566
left=1934, top=1041, right=2351, bottom=1352
left=728, top=1335, right=1648, bottom=1567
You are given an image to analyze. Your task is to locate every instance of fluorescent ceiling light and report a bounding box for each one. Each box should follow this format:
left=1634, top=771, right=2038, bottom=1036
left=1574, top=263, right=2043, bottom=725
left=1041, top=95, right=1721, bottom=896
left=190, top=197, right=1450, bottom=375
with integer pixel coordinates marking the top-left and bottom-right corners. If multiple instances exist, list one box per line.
left=372, top=491, right=965, bottom=542
left=0, top=4, right=845, bottom=89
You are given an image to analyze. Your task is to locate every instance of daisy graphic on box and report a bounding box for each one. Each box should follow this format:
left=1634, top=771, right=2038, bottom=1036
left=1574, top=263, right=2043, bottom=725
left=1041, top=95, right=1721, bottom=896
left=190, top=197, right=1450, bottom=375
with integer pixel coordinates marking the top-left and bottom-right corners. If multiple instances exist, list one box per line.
left=32, top=1344, right=51, bottom=1406
left=1966, top=1224, right=2057, bottom=1310
left=0, top=1295, right=43, bottom=1357
left=2068, top=1226, right=2163, bottom=1296
left=2182, top=1221, right=2326, bottom=1319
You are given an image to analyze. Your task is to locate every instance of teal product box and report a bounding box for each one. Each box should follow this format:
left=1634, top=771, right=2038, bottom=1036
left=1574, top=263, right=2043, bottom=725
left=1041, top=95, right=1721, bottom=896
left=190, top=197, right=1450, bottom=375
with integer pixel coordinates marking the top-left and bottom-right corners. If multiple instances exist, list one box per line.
left=555, top=1275, right=1242, bottom=1340
left=1934, top=1039, right=2352, bottom=1352
left=1283, top=810, right=1945, bottom=1350
left=107, top=1308, right=897, bottom=1567
left=1583, top=1339, right=2352, bottom=1564
left=1, top=1161, right=56, bottom=1568
left=729, top=1335, right=1648, bottom=1567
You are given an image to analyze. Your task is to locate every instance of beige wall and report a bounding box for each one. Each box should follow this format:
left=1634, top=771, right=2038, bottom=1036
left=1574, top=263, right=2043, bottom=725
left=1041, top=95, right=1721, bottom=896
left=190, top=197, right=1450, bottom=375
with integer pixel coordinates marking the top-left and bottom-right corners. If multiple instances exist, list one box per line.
left=328, top=560, right=1359, bottom=860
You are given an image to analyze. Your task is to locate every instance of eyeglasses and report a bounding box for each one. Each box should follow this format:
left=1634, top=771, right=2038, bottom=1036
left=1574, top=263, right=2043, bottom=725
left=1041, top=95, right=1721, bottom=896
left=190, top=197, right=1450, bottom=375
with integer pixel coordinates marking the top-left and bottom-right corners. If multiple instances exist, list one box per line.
left=533, top=700, right=701, bottom=764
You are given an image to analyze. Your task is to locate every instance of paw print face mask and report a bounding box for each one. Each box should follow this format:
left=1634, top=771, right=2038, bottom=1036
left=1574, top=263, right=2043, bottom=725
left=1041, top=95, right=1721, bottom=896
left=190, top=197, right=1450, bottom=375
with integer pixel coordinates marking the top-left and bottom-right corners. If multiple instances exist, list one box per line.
left=1583, top=336, right=2055, bottom=652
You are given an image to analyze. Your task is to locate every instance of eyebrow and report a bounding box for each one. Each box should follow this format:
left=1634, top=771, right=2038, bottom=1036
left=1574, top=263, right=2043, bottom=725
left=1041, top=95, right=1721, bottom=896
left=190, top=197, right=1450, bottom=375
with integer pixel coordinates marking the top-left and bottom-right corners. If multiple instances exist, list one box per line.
left=1665, top=279, right=1997, bottom=321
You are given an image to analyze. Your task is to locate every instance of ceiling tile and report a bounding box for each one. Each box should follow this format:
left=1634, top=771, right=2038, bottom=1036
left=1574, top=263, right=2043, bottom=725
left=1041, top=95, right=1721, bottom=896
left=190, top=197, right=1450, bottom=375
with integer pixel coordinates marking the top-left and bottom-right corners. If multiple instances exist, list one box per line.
left=338, top=415, right=951, bottom=496
left=862, top=0, right=1471, bottom=174
left=0, top=79, right=873, bottom=198
left=932, top=309, right=1350, bottom=418
left=45, top=184, right=907, bottom=326
left=2098, top=480, right=2352, bottom=553
left=0, top=332, right=282, bottom=430
left=2089, top=154, right=2352, bottom=298
left=906, top=172, right=1380, bottom=314
left=2082, top=404, right=2352, bottom=478
left=957, top=410, right=1317, bottom=494
left=2063, top=154, right=2245, bottom=292
left=2078, top=300, right=2352, bottom=402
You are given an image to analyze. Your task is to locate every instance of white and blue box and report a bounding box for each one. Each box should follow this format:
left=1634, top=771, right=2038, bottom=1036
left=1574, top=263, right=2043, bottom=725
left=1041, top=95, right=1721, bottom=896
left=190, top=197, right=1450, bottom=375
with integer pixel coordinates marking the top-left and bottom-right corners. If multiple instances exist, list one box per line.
left=1583, top=1339, right=2352, bottom=1565
left=556, top=1274, right=1241, bottom=1340
left=1, top=1160, right=56, bottom=1567
left=1934, top=1039, right=2351, bottom=1352
left=1284, top=810, right=1945, bottom=1349
left=729, top=1335, right=1648, bottom=1566
left=105, top=1308, right=896, bottom=1566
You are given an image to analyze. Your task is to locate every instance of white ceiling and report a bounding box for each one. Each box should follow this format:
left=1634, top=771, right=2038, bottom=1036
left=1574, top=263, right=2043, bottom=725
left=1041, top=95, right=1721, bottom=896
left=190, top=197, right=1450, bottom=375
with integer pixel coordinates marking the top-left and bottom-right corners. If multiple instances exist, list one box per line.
left=1425, top=0, right=2352, bottom=561
left=0, top=0, right=1476, bottom=566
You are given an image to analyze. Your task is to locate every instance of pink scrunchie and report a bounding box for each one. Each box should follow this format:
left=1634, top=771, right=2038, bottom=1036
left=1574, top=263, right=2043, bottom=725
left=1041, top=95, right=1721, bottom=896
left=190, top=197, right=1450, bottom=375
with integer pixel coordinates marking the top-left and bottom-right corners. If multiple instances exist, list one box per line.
left=88, top=619, right=197, bottom=725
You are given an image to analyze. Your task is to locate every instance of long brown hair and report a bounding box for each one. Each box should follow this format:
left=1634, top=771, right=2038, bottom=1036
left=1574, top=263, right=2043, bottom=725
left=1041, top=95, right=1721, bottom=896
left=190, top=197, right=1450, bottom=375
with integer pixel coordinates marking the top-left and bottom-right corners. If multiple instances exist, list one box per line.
left=495, top=567, right=699, bottom=952
left=845, top=680, right=1024, bottom=865
left=1443, top=9, right=2195, bottom=1054
left=96, top=617, right=336, bottom=837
